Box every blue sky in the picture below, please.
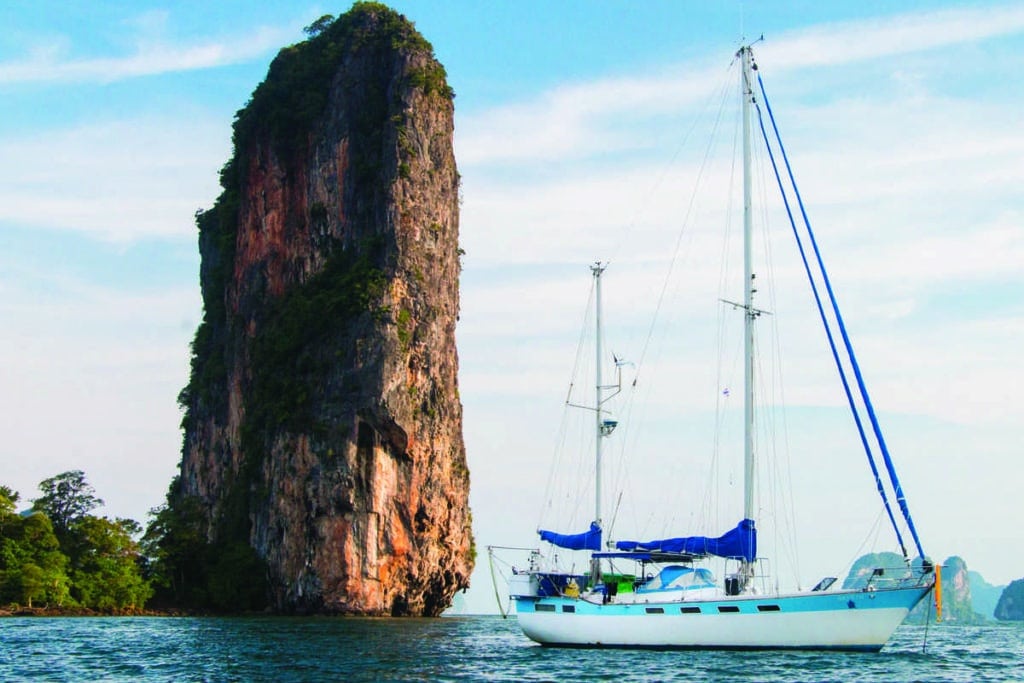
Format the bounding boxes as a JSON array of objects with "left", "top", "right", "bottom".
[{"left": 2, "top": 1, "right": 1022, "bottom": 614}]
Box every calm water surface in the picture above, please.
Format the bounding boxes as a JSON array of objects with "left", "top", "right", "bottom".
[{"left": 1, "top": 615, "right": 1022, "bottom": 682}]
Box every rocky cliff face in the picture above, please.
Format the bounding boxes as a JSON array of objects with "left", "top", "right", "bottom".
[{"left": 176, "top": 4, "right": 472, "bottom": 615}]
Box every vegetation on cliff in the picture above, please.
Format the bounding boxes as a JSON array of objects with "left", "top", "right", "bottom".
[
  {"left": 143, "top": 481, "right": 267, "bottom": 611},
  {"left": 234, "top": 2, "right": 450, "bottom": 167},
  {"left": 244, "top": 240, "right": 386, "bottom": 438},
  {"left": 1, "top": 473, "right": 151, "bottom": 612}
]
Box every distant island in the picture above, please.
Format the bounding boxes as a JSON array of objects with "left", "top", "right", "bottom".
[
  {"left": 840, "top": 551, "right": 1020, "bottom": 624},
  {"left": 994, "top": 579, "right": 1024, "bottom": 620}
]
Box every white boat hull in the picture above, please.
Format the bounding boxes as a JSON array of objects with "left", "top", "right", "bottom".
[{"left": 514, "top": 585, "right": 931, "bottom": 651}]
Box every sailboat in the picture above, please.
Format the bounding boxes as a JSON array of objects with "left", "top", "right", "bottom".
[{"left": 499, "top": 45, "right": 936, "bottom": 651}]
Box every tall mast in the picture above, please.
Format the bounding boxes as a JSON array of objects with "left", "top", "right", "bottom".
[
  {"left": 592, "top": 261, "right": 606, "bottom": 528},
  {"left": 590, "top": 262, "right": 607, "bottom": 586},
  {"left": 740, "top": 47, "right": 756, "bottom": 543}
]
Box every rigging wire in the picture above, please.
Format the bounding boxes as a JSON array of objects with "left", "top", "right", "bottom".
[
  {"left": 486, "top": 547, "right": 511, "bottom": 618},
  {"left": 750, "top": 109, "right": 803, "bottom": 586},
  {"left": 703, "top": 59, "right": 744, "bottom": 538},
  {"left": 537, "top": 275, "right": 598, "bottom": 534},
  {"left": 606, "top": 59, "right": 738, "bottom": 270},
  {"left": 631, "top": 71, "right": 736, "bottom": 378},
  {"left": 675, "top": 86, "right": 739, "bottom": 537},
  {"left": 603, "top": 61, "right": 738, "bottom": 542},
  {"left": 841, "top": 505, "right": 888, "bottom": 580},
  {"left": 753, "top": 72, "right": 915, "bottom": 559}
]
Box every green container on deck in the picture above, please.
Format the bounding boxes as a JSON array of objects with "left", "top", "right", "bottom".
[{"left": 602, "top": 573, "right": 636, "bottom": 594}]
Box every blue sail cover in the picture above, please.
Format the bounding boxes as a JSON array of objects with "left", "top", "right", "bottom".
[
  {"left": 615, "top": 519, "right": 756, "bottom": 563},
  {"left": 539, "top": 522, "right": 602, "bottom": 551}
]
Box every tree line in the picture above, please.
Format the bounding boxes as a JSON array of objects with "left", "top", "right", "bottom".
[
  {"left": 1, "top": 470, "right": 267, "bottom": 613},
  {"left": 1, "top": 471, "right": 150, "bottom": 611}
]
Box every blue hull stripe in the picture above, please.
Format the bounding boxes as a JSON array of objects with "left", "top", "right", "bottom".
[{"left": 515, "top": 586, "right": 929, "bottom": 617}]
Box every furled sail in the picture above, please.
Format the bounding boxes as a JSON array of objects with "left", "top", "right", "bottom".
[
  {"left": 615, "top": 518, "right": 756, "bottom": 563},
  {"left": 538, "top": 522, "right": 602, "bottom": 551}
]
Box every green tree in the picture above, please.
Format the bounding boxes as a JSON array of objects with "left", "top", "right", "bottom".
[
  {"left": 207, "top": 542, "right": 268, "bottom": 611},
  {"left": 66, "top": 516, "right": 152, "bottom": 611},
  {"left": 16, "top": 562, "right": 45, "bottom": 607},
  {"left": 143, "top": 492, "right": 268, "bottom": 611},
  {"left": 31, "top": 470, "right": 103, "bottom": 537},
  {"left": 0, "top": 509, "right": 71, "bottom": 608},
  {"left": 143, "top": 496, "right": 213, "bottom": 608},
  {"left": 303, "top": 14, "right": 335, "bottom": 37},
  {"left": 0, "top": 485, "right": 18, "bottom": 515},
  {"left": 0, "top": 485, "right": 19, "bottom": 540}
]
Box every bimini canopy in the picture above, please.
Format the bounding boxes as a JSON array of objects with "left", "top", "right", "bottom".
[
  {"left": 615, "top": 518, "right": 756, "bottom": 563},
  {"left": 539, "top": 522, "right": 602, "bottom": 551}
]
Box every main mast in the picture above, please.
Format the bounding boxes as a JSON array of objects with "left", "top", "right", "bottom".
[
  {"left": 591, "top": 261, "right": 607, "bottom": 585},
  {"left": 740, "top": 45, "right": 757, "bottom": 583},
  {"left": 593, "top": 261, "right": 606, "bottom": 530}
]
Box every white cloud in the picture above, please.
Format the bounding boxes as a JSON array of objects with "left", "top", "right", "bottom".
[
  {"left": 456, "top": 66, "right": 722, "bottom": 165},
  {"left": 457, "top": 3, "right": 1024, "bottom": 168},
  {"left": 0, "top": 23, "right": 298, "bottom": 85},
  {"left": 759, "top": 4, "right": 1024, "bottom": 70},
  {"left": 0, "top": 116, "right": 229, "bottom": 241}
]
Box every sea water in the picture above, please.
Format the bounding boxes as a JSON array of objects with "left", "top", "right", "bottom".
[{"left": 1, "top": 615, "right": 1021, "bottom": 682}]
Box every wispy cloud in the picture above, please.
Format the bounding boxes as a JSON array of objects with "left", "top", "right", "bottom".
[
  {"left": 0, "top": 116, "right": 229, "bottom": 241},
  {"left": 760, "top": 3, "right": 1024, "bottom": 70},
  {"left": 0, "top": 24, "right": 298, "bottom": 85},
  {"left": 458, "top": 3, "right": 1024, "bottom": 167}
]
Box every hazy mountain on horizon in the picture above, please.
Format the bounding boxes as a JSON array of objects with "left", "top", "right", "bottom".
[{"left": 969, "top": 570, "right": 1006, "bottom": 621}]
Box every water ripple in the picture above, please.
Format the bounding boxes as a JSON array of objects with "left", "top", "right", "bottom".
[{"left": 1, "top": 616, "right": 1022, "bottom": 682}]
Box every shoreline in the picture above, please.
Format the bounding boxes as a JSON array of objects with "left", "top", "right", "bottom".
[{"left": 0, "top": 606, "right": 200, "bottom": 618}]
